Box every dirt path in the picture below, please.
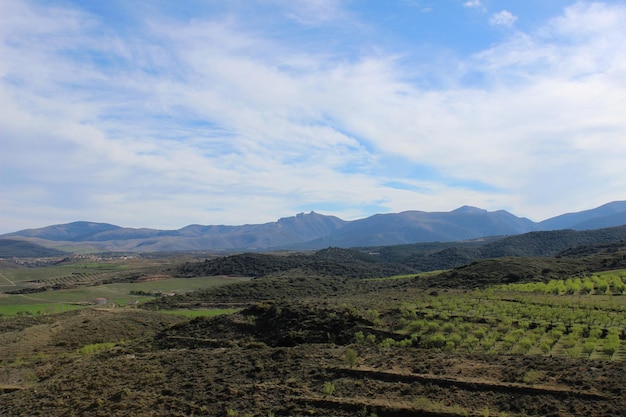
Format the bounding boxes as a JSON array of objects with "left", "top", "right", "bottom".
[
  {"left": 0, "top": 272, "right": 16, "bottom": 287},
  {"left": 332, "top": 366, "right": 610, "bottom": 400},
  {"left": 15, "top": 294, "right": 71, "bottom": 304}
]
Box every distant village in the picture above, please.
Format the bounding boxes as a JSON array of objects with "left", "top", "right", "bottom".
[{"left": 7, "top": 253, "right": 137, "bottom": 267}]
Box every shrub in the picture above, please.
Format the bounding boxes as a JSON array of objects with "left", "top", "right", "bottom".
[
  {"left": 582, "top": 340, "right": 596, "bottom": 357},
  {"left": 602, "top": 337, "right": 619, "bottom": 357},
  {"left": 323, "top": 381, "right": 335, "bottom": 396},
  {"left": 379, "top": 338, "right": 395, "bottom": 348},
  {"left": 522, "top": 370, "right": 543, "bottom": 384},
  {"left": 344, "top": 347, "right": 358, "bottom": 368},
  {"left": 424, "top": 333, "right": 447, "bottom": 349},
  {"left": 77, "top": 342, "right": 116, "bottom": 355}
]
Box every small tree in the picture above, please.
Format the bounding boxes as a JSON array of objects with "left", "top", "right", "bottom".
[
  {"left": 344, "top": 347, "right": 358, "bottom": 368},
  {"left": 582, "top": 340, "right": 596, "bottom": 358},
  {"left": 602, "top": 336, "right": 619, "bottom": 358},
  {"left": 323, "top": 381, "right": 335, "bottom": 396}
]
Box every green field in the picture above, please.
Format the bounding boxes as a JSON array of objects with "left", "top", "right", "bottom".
[
  {"left": 371, "top": 271, "right": 626, "bottom": 361},
  {"left": 3, "top": 260, "right": 625, "bottom": 364},
  {"left": 0, "top": 303, "right": 87, "bottom": 317},
  {"left": 0, "top": 265, "right": 249, "bottom": 316}
]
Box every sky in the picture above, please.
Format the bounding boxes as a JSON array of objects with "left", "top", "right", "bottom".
[{"left": 2, "top": 0, "right": 626, "bottom": 233}]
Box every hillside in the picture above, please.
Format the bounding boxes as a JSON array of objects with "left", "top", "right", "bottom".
[
  {"left": 169, "top": 226, "right": 626, "bottom": 284},
  {"left": 1, "top": 231, "right": 626, "bottom": 416},
  {"left": 1, "top": 212, "right": 347, "bottom": 252},
  {"left": 3, "top": 201, "right": 626, "bottom": 252},
  {"left": 176, "top": 248, "right": 414, "bottom": 280},
  {"left": 0, "top": 239, "right": 68, "bottom": 258},
  {"left": 539, "top": 201, "right": 626, "bottom": 230},
  {"left": 139, "top": 229, "right": 626, "bottom": 312},
  {"left": 3, "top": 272, "right": 625, "bottom": 416},
  {"left": 383, "top": 225, "right": 626, "bottom": 272},
  {"left": 301, "top": 206, "right": 536, "bottom": 248}
]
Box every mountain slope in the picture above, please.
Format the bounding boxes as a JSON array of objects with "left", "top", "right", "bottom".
[
  {"left": 2, "top": 201, "right": 626, "bottom": 252},
  {"left": 301, "top": 206, "right": 537, "bottom": 248},
  {"left": 0, "top": 239, "right": 68, "bottom": 258},
  {"left": 538, "top": 201, "right": 626, "bottom": 230},
  {"left": 2, "top": 221, "right": 121, "bottom": 242},
  {"left": 3, "top": 212, "right": 348, "bottom": 252}
]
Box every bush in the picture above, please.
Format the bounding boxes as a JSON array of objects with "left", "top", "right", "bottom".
[
  {"left": 522, "top": 370, "right": 543, "bottom": 384},
  {"left": 344, "top": 348, "right": 358, "bottom": 368},
  {"left": 323, "top": 381, "right": 335, "bottom": 396},
  {"left": 77, "top": 342, "right": 116, "bottom": 355}
]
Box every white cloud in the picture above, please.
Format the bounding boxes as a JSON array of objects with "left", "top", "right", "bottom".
[
  {"left": 490, "top": 10, "right": 518, "bottom": 27},
  {"left": 280, "top": 0, "right": 346, "bottom": 25},
  {"left": 464, "top": 0, "right": 484, "bottom": 9},
  {"left": 2, "top": 1, "right": 626, "bottom": 231}
]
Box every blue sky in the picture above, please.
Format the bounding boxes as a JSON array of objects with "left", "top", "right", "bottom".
[{"left": 2, "top": 0, "right": 626, "bottom": 233}]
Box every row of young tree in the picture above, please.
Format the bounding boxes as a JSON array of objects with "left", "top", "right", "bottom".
[
  {"left": 363, "top": 286, "right": 625, "bottom": 360},
  {"left": 500, "top": 273, "right": 626, "bottom": 295}
]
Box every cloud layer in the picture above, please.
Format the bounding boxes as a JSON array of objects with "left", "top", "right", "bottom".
[{"left": 1, "top": 1, "right": 626, "bottom": 232}]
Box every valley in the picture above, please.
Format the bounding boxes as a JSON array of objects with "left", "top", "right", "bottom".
[{"left": 1, "top": 228, "right": 625, "bottom": 416}]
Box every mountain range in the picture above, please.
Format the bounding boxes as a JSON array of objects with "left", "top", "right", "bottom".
[{"left": 2, "top": 201, "right": 626, "bottom": 254}]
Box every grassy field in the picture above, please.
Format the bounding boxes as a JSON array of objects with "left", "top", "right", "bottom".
[
  {"left": 0, "top": 275, "right": 248, "bottom": 316},
  {"left": 3, "top": 260, "right": 625, "bottom": 362},
  {"left": 0, "top": 257, "right": 249, "bottom": 316},
  {"left": 0, "top": 256, "right": 182, "bottom": 287},
  {"left": 0, "top": 303, "right": 87, "bottom": 316}
]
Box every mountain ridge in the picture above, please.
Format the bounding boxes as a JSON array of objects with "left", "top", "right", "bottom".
[{"left": 2, "top": 202, "right": 626, "bottom": 253}]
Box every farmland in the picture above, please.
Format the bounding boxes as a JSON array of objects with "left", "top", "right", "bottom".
[
  {"left": 0, "top": 246, "right": 625, "bottom": 416},
  {"left": 0, "top": 256, "right": 249, "bottom": 316}
]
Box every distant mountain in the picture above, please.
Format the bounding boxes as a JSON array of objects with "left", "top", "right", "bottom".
[
  {"left": 2, "top": 201, "right": 626, "bottom": 253},
  {"left": 299, "top": 206, "right": 536, "bottom": 248},
  {"left": 2, "top": 212, "right": 347, "bottom": 252},
  {"left": 0, "top": 239, "right": 68, "bottom": 258},
  {"left": 6, "top": 221, "right": 121, "bottom": 241},
  {"left": 538, "top": 201, "right": 626, "bottom": 230}
]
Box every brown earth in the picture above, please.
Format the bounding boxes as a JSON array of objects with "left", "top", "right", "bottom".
[
  {"left": 0, "top": 309, "right": 186, "bottom": 390},
  {"left": 0, "top": 302, "right": 624, "bottom": 417}
]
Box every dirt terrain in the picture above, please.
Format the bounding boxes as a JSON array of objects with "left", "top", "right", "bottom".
[
  {"left": 2, "top": 246, "right": 626, "bottom": 416},
  {"left": 0, "top": 300, "right": 624, "bottom": 416}
]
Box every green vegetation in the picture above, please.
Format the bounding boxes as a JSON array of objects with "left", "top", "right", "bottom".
[
  {"left": 343, "top": 347, "right": 358, "bottom": 368},
  {"left": 0, "top": 270, "right": 248, "bottom": 317},
  {"left": 375, "top": 284, "right": 625, "bottom": 361},
  {"left": 322, "top": 381, "right": 336, "bottom": 396},
  {"left": 498, "top": 270, "right": 626, "bottom": 296},
  {"left": 176, "top": 248, "right": 414, "bottom": 279},
  {"left": 2, "top": 233, "right": 626, "bottom": 416},
  {"left": 413, "top": 396, "right": 470, "bottom": 415},
  {"left": 77, "top": 342, "right": 117, "bottom": 355}
]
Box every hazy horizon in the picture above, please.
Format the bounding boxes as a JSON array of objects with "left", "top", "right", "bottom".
[{"left": 4, "top": 200, "right": 626, "bottom": 235}]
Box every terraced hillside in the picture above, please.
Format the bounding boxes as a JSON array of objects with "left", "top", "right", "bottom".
[
  {"left": 1, "top": 298, "right": 624, "bottom": 416},
  {"left": 1, "top": 241, "right": 625, "bottom": 416}
]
